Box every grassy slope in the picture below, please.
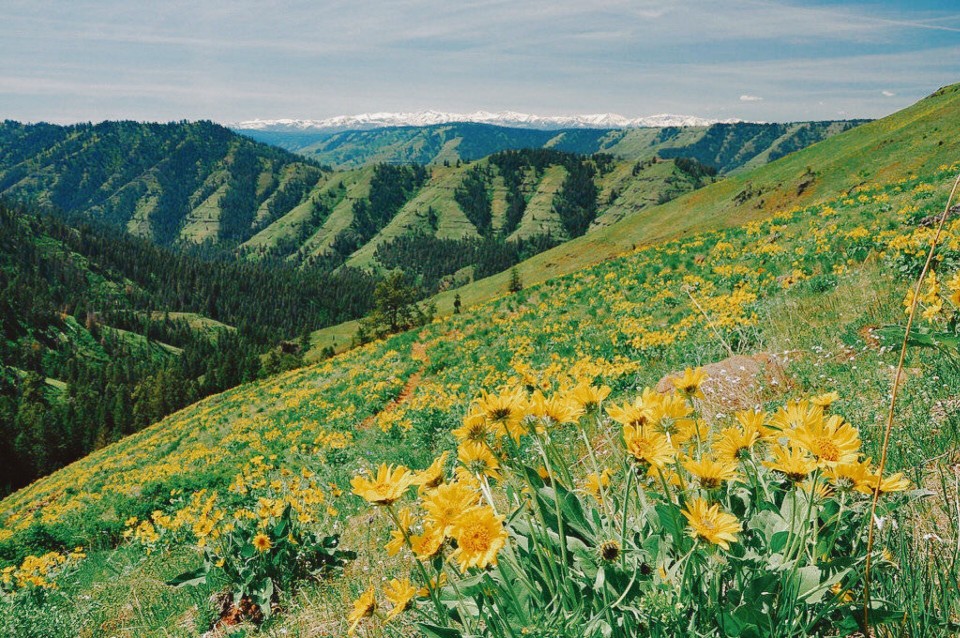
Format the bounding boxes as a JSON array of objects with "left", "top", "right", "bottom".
[
  {"left": 3, "top": 157, "right": 958, "bottom": 636},
  {"left": 591, "top": 158, "right": 707, "bottom": 229},
  {"left": 179, "top": 182, "right": 227, "bottom": 243},
  {"left": 344, "top": 164, "right": 479, "bottom": 268},
  {"left": 2, "top": 85, "right": 959, "bottom": 636},
  {"left": 257, "top": 155, "right": 705, "bottom": 272},
  {"left": 508, "top": 164, "right": 568, "bottom": 241},
  {"left": 146, "top": 312, "right": 235, "bottom": 335},
  {"left": 239, "top": 171, "right": 339, "bottom": 254},
  {"left": 300, "top": 166, "right": 376, "bottom": 257},
  {"left": 309, "top": 84, "right": 960, "bottom": 357}
]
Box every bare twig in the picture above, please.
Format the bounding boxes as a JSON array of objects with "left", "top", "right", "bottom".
[{"left": 682, "top": 285, "right": 736, "bottom": 357}]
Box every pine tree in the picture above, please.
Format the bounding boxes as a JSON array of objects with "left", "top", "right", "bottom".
[{"left": 508, "top": 267, "right": 523, "bottom": 293}]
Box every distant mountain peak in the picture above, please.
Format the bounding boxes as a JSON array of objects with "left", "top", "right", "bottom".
[{"left": 232, "top": 110, "right": 744, "bottom": 132}]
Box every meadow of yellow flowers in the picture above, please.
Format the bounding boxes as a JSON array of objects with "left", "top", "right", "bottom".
[{"left": 1, "top": 162, "right": 959, "bottom": 636}]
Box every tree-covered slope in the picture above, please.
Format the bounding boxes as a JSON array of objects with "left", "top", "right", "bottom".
[
  {"left": 0, "top": 120, "right": 327, "bottom": 246},
  {"left": 0, "top": 202, "right": 384, "bottom": 493},
  {"left": 238, "top": 120, "right": 865, "bottom": 171}
]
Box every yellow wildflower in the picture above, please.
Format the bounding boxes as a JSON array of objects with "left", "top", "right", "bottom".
[
  {"left": 622, "top": 425, "right": 675, "bottom": 470},
  {"left": 475, "top": 387, "right": 528, "bottom": 441},
  {"left": 410, "top": 524, "right": 446, "bottom": 561},
  {"left": 583, "top": 468, "right": 613, "bottom": 502},
  {"left": 681, "top": 498, "right": 740, "bottom": 550},
  {"left": 414, "top": 452, "right": 448, "bottom": 490},
  {"left": 423, "top": 481, "right": 481, "bottom": 535},
  {"left": 672, "top": 367, "right": 707, "bottom": 400},
  {"left": 347, "top": 587, "right": 376, "bottom": 635},
  {"left": 458, "top": 441, "right": 502, "bottom": 481},
  {"left": 682, "top": 456, "right": 739, "bottom": 489},
  {"left": 790, "top": 414, "right": 861, "bottom": 467},
  {"left": 384, "top": 577, "right": 417, "bottom": 621},
  {"left": 527, "top": 390, "right": 583, "bottom": 426},
  {"left": 252, "top": 533, "right": 272, "bottom": 553},
  {"left": 810, "top": 392, "right": 840, "bottom": 409},
  {"left": 385, "top": 508, "right": 413, "bottom": 556},
  {"left": 648, "top": 393, "right": 696, "bottom": 444},
  {"left": 568, "top": 383, "right": 612, "bottom": 414},
  {"left": 351, "top": 463, "right": 415, "bottom": 506},
  {"left": 449, "top": 506, "right": 508, "bottom": 571},
  {"left": 714, "top": 425, "right": 759, "bottom": 463},
  {"left": 452, "top": 412, "right": 493, "bottom": 445},
  {"left": 764, "top": 445, "right": 817, "bottom": 483}
]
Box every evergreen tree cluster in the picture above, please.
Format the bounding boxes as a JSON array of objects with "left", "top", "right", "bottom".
[
  {"left": 0, "top": 202, "right": 377, "bottom": 493},
  {"left": 553, "top": 159, "right": 599, "bottom": 238},
  {"left": 453, "top": 165, "right": 494, "bottom": 235},
  {"left": 35, "top": 210, "right": 377, "bottom": 344},
  {"left": 373, "top": 233, "right": 558, "bottom": 293},
  {"left": 0, "top": 120, "right": 323, "bottom": 247},
  {"left": 331, "top": 164, "right": 428, "bottom": 258},
  {"left": 356, "top": 272, "right": 433, "bottom": 343}
]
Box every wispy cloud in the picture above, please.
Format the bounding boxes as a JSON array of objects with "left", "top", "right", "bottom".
[{"left": 1, "top": 0, "right": 958, "bottom": 122}]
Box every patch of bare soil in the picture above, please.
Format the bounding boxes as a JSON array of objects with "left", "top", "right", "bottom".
[{"left": 656, "top": 352, "right": 791, "bottom": 416}]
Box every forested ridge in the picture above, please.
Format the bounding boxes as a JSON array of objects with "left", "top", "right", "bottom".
[
  {"left": 0, "top": 119, "right": 324, "bottom": 247},
  {"left": 241, "top": 119, "right": 868, "bottom": 170},
  {"left": 0, "top": 202, "right": 377, "bottom": 493}
]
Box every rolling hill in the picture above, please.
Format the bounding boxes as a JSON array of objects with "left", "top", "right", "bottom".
[
  {"left": 0, "top": 120, "right": 774, "bottom": 287},
  {"left": 236, "top": 120, "right": 865, "bottom": 171},
  {"left": 0, "top": 120, "right": 327, "bottom": 246},
  {"left": 0, "top": 118, "right": 864, "bottom": 296},
  {"left": 0, "top": 84, "right": 957, "bottom": 637},
  {"left": 0, "top": 201, "right": 382, "bottom": 494},
  {"left": 308, "top": 83, "right": 960, "bottom": 356}
]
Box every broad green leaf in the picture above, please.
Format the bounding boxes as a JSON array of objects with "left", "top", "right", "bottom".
[
  {"left": 165, "top": 564, "right": 209, "bottom": 588},
  {"left": 797, "top": 565, "right": 850, "bottom": 604},
  {"left": 251, "top": 578, "right": 275, "bottom": 618}
]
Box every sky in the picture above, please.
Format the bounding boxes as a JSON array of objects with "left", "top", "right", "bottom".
[{"left": 2, "top": 0, "right": 960, "bottom": 124}]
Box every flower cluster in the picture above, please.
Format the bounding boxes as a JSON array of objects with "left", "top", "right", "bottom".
[
  {"left": 350, "top": 370, "right": 913, "bottom": 636},
  {"left": 0, "top": 548, "right": 85, "bottom": 595}
]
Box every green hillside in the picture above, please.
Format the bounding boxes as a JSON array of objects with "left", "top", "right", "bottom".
[
  {"left": 239, "top": 120, "right": 865, "bottom": 171},
  {"left": 0, "top": 86, "right": 957, "bottom": 636},
  {"left": 0, "top": 203, "right": 381, "bottom": 494},
  {"left": 239, "top": 151, "right": 714, "bottom": 287},
  {"left": 1, "top": 119, "right": 860, "bottom": 307},
  {"left": 0, "top": 121, "right": 327, "bottom": 247},
  {"left": 308, "top": 83, "right": 960, "bottom": 356}
]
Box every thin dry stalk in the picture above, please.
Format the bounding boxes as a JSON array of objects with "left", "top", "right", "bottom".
[
  {"left": 682, "top": 285, "right": 735, "bottom": 357},
  {"left": 863, "top": 172, "right": 960, "bottom": 629}
]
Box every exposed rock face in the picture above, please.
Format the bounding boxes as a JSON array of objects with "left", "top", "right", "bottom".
[{"left": 656, "top": 353, "right": 789, "bottom": 415}]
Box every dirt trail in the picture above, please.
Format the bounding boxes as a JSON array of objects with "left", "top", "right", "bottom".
[{"left": 359, "top": 343, "right": 428, "bottom": 430}]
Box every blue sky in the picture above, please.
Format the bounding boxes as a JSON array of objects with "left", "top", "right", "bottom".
[{"left": 2, "top": 0, "right": 959, "bottom": 124}]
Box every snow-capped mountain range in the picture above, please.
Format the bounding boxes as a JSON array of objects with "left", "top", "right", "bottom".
[{"left": 232, "top": 110, "right": 743, "bottom": 132}]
